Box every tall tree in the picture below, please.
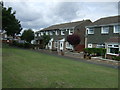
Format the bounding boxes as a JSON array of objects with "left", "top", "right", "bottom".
[
  {"left": 21, "top": 29, "right": 34, "bottom": 43},
  {"left": 2, "top": 2, "right": 22, "bottom": 37}
]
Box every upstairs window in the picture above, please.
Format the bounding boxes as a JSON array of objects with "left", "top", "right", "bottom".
[
  {"left": 69, "top": 29, "right": 74, "bottom": 35},
  {"left": 55, "top": 30, "right": 59, "bottom": 35},
  {"left": 88, "top": 28, "right": 94, "bottom": 34},
  {"left": 101, "top": 26, "right": 109, "bottom": 34},
  {"left": 114, "top": 25, "right": 120, "bottom": 33},
  {"left": 61, "top": 30, "right": 65, "bottom": 35},
  {"left": 50, "top": 31, "right": 53, "bottom": 35},
  {"left": 35, "top": 34, "right": 37, "bottom": 37},
  {"left": 46, "top": 31, "right": 48, "bottom": 35},
  {"left": 38, "top": 33, "right": 41, "bottom": 36},
  {"left": 41, "top": 32, "right": 44, "bottom": 35},
  {"left": 53, "top": 31, "right": 55, "bottom": 35}
]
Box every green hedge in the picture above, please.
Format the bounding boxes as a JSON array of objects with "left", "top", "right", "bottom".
[
  {"left": 112, "top": 56, "right": 120, "bottom": 61},
  {"left": 84, "top": 48, "right": 106, "bottom": 56}
]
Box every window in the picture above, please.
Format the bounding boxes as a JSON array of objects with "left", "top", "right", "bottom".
[
  {"left": 38, "top": 33, "right": 41, "bottom": 36},
  {"left": 69, "top": 29, "right": 74, "bottom": 35},
  {"left": 50, "top": 31, "right": 53, "bottom": 35},
  {"left": 55, "top": 30, "right": 59, "bottom": 35},
  {"left": 88, "top": 44, "right": 92, "bottom": 48},
  {"left": 35, "top": 34, "right": 37, "bottom": 37},
  {"left": 114, "top": 25, "right": 120, "bottom": 33},
  {"left": 46, "top": 31, "right": 48, "bottom": 35},
  {"left": 96, "top": 44, "right": 105, "bottom": 48},
  {"left": 109, "top": 48, "right": 119, "bottom": 54},
  {"left": 88, "top": 28, "right": 94, "bottom": 34},
  {"left": 107, "top": 44, "right": 119, "bottom": 55},
  {"left": 101, "top": 27, "right": 109, "bottom": 34},
  {"left": 41, "top": 32, "right": 43, "bottom": 35},
  {"left": 61, "top": 30, "right": 65, "bottom": 35},
  {"left": 53, "top": 31, "right": 55, "bottom": 35}
]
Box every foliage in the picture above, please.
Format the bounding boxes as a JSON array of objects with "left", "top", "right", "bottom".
[
  {"left": 11, "top": 40, "right": 33, "bottom": 49},
  {"left": 112, "top": 56, "right": 120, "bottom": 61},
  {"left": 2, "top": 2, "right": 22, "bottom": 36},
  {"left": 67, "top": 34, "right": 80, "bottom": 46},
  {"left": 41, "top": 34, "right": 51, "bottom": 48},
  {"left": 84, "top": 48, "right": 106, "bottom": 56},
  {"left": 21, "top": 29, "right": 34, "bottom": 43}
]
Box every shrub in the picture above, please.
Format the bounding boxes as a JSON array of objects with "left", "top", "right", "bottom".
[
  {"left": 84, "top": 48, "right": 106, "bottom": 57},
  {"left": 10, "top": 40, "right": 33, "bottom": 49},
  {"left": 112, "top": 56, "right": 120, "bottom": 61}
]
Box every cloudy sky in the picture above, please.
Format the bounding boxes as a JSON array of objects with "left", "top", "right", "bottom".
[{"left": 4, "top": 1, "right": 119, "bottom": 32}]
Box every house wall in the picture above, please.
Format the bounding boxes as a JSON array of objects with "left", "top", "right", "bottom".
[
  {"left": 35, "top": 20, "right": 92, "bottom": 52},
  {"left": 75, "top": 20, "right": 92, "bottom": 45},
  {"left": 86, "top": 26, "right": 119, "bottom": 47}
]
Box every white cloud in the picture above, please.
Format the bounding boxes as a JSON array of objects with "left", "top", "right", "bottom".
[{"left": 4, "top": 1, "right": 118, "bottom": 32}]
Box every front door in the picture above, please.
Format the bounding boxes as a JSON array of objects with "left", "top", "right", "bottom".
[{"left": 60, "top": 41, "right": 64, "bottom": 50}]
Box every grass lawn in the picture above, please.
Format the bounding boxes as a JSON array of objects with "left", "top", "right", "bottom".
[{"left": 2, "top": 45, "right": 118, "bottom": 88}]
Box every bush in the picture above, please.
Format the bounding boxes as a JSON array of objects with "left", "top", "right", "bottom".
[
  {"left": 84, "top": 48, "right": 106, "bottom": 57},
  {"left": 112, "top": 56, "right": 120, "bottom": 61},
  {"left": 10, "top": 40, "right": 33, "bottom": 49}
]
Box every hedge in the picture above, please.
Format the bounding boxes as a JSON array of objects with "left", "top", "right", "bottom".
[
  {"left": 112, "top": 56, "right": 120, "bottom": 61},
  {"left": 84, "top": 48, "right": 106, "bottom": 56},
  {"left": 10, "top": 40, "right": 33, "bottom": 49}
]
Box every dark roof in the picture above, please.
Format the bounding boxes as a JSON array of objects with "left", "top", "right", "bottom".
[
  {"left": 40, "top": 19, "right": 91, "bottom": 31},
  {"left": 106, "top": 37, "right": 120, "bottom": 43},
  {"left": 87, "top": 15, "right": 120, "bottom": 27}
]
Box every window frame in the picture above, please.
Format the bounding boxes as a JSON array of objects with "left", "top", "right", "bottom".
[
  {"left": 87, "top": 28, "right": 94, "bottom": 34},
  {"left": 101, "top": 26, "right": 109, "bottom": 34},
  {"left": 61, "top": 30, "right": 65, "bottom": 35},
  {"left": 113, "top": 25, "right": 120, "bottom": 33},
  {"left": 69, "top": 29, "right": 74, "bottom": 35}
]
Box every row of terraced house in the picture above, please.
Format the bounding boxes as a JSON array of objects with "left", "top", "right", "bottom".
[{"left": 34, "top": 15, "right": 120, "bottom": 58}]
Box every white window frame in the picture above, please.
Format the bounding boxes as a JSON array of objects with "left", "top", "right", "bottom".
[
  {"left": 55, "top": 30, "right": 59, "bottom": 35},
  {"left": 35, "top": 34, "right": 37, "bottom": 37},
  {"left": 88, "top": 44, "right": 92, "bottom": 48},
  {"left": 101, "top": 26, "right": 109, "bottom": 34},
  {"left": 107, "top": 43, "right": 119, "bottom": 55},
  {"left": 50, "top": 31, "right": 53, "bottom": 35},
  {"left": 61, "top": 30, "right": 65, "bottom": 35},
  {"left": 113, "top": 25, "right": 120, "bottom": 33},
  {"left": 38, "top": 33, "right": 41, "bottom": 36},
  {"left": 46, "top": 31, "right": 48, "bottom": 35},
  {"left": 41, "top": 32, "right": 43, "bottom": 36},
  {"left": 69, "top": 29, "right": 74, "bottom": 35},
  {"left": 96, "top": 44, "right": 105, "bottom": 48},
  {"left": 88, "top": 28, "right": 94, "bottom": 34}
]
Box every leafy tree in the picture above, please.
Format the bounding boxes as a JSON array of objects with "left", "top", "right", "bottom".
[
  {"left": 41, "top": 34, "right": 51, "bottom": 48},
  {"left": 67, "top": 34, "right": 81, "bottom": 49},
  {"left": 21, "top": 29, "right": 34, "bottom": 43},
  {"left": 2, "top": 2, "right": 22, "bottom": 37}
]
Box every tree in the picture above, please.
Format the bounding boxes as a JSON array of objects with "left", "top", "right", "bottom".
[
  {"left": 41, "top": 34, "right": 51, "bottom": 48},
  {"left": 21, "top": 29, "right": 34, "bottom": 43},
  {"left": 67, "top": 34, "right": 81, "bottom": 49},
  {"left": 2, "top": 2, "right": 22, "bottom": 37}
]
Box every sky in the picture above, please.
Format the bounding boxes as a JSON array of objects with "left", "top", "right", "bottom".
[{"left": 4, "top": 1, "right": 119, "bottom": 33}]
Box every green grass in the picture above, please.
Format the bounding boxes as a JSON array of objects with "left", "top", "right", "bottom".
[{"left": 2, "top": 45, "right": 118, "bottom": 88}]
